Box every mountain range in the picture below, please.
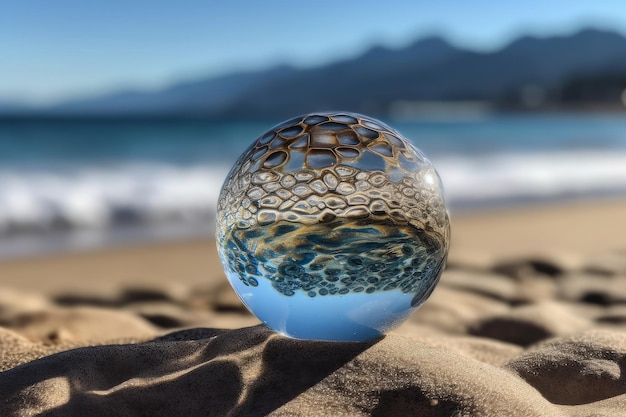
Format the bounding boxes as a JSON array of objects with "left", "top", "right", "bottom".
[{"left": 6, "top": 28, "right": 626, "bottom": 120}]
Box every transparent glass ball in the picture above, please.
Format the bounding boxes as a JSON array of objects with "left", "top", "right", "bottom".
[{"left": 216, "top": 112, "right": 450, "bottom": 341}]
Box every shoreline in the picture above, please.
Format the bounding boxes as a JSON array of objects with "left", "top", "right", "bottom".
[
  {"left": 0, "top": 197, "right": 624, "bottom": 294},
  {"left": 1, "top": 193, "right": 624, "bottom": 260}
]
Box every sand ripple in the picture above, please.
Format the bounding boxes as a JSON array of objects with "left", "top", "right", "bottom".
[{"left": 1, "top": 253, "right": 626, "bottom": 416}]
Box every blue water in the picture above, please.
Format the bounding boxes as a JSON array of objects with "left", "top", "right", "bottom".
[
  {"left": 1, "top": 114, "right": 625, "bottom": 166},
  {"left": 0, "top": 113, "right": 625, "bottom": 257},
  {"left": 0, "top": 118, "right": 263, "bottom": 167}
]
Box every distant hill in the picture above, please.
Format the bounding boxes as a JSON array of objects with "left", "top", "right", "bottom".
[{"left": 8, "top": 28, "right": 626, "bottom": 119}]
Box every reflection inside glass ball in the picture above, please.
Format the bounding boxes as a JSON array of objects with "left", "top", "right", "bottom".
[{"left": 216, "top": 112, "right": 450, "bottom": 341}]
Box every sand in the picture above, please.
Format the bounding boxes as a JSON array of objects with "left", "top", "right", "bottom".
[{"left": 0, "top": 198, "right": 625, "bottom": 416}]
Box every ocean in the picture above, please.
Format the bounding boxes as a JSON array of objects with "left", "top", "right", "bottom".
[{"left": 1, "top": 113, "right": 625, "bottom": 258}]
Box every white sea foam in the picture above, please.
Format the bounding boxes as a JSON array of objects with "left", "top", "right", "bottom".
[
  {"left": 0, "top": 163, "right": 229, "bottom": 234},
  {"left": 433, "top": 149, "right": 626, "bottom": 205},
  {"left": 0, "top": 150, "right": 624, "bottom": 256}
]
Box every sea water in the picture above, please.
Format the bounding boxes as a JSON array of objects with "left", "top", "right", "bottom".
[{"left": 1, "top": 114, "right": 626, "bottom": 258}]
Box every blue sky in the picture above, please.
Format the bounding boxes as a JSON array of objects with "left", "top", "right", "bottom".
[{"left": 2, "top": 0, "right": 626, "bottom": 104}]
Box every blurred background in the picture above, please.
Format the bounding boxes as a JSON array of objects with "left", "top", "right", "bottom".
[{"left": 1, "top": 0, "right": 626, "bottom": 259}]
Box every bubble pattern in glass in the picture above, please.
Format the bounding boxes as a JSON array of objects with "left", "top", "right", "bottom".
[{"left": 216, "top": 112, "right": 450, "bottom": 341}]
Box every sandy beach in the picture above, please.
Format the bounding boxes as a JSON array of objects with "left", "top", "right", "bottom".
[{"left": 1, "top": 198, "right": 625, "bottom": 416}]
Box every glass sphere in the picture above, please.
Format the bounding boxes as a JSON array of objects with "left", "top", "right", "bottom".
[{"left": 216, "top": 112, "right": 450, "bottom": 341}]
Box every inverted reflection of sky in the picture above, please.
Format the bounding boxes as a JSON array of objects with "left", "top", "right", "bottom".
[
  {"left": 2, "top": 1, "right": 626, "bottom": 103},
  {"left": 226, "top": 268, "right": 416, "bottom": 342}
]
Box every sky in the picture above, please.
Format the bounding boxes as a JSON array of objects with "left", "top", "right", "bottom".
[{"left": 2, "top": 0, "right": 626, "bottom": 105}]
